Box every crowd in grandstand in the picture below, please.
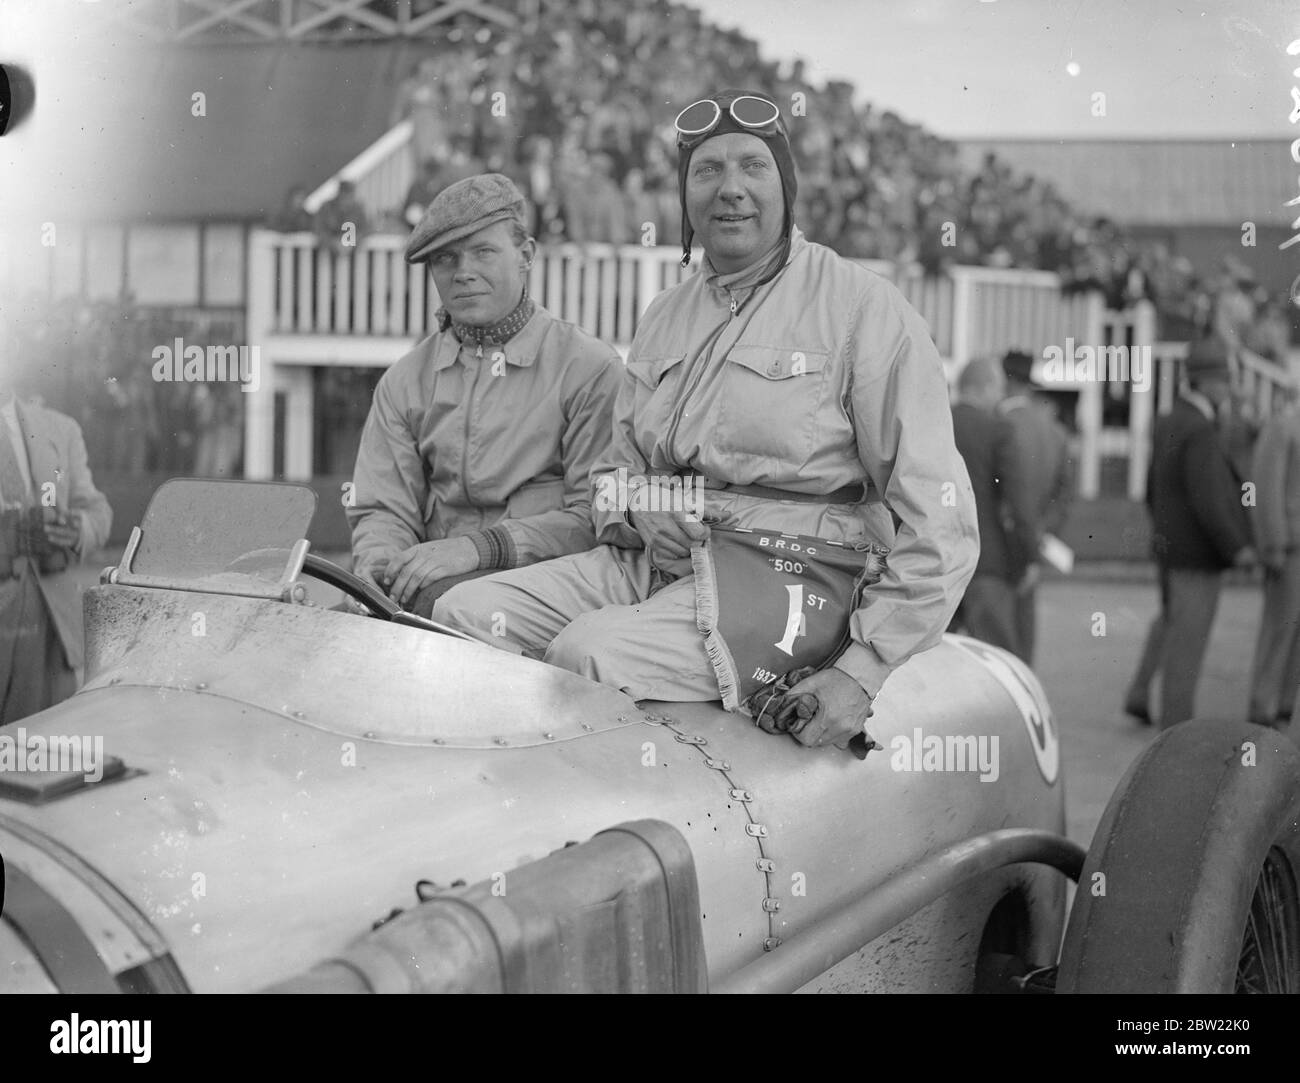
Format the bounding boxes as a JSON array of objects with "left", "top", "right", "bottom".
[{"left": 268, "top": 0, "right": 1294, "bottom": 349}]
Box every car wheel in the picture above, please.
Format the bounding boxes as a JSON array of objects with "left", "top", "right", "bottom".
[{"left": 1057, "top": 719, "right": 1300, "bottom": 993}]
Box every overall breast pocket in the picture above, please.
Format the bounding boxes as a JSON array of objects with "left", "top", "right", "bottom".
[
  {"left": 714, "top": 346, "right": 831, "bottom": 464},
  {"left": 626, "top": 354, "right": 686, "bottom": 455},
  {"left": 625, "top": 354, "right": 686, "bottom": 391}
]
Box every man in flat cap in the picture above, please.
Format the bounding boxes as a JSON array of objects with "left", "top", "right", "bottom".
[
  {"left": 997, "top": 349, "right": 1073, "bottom": 664},
  {"left": 346, "top": 173, "right": 622, "bottom": 615},
  {"left": 436, "top": 90, "right": 978, "bottom": 751},
  {"left": 1124, "top": 338, "right": 1255, "bottom": 729}
]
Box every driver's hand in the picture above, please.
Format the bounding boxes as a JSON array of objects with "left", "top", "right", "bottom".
[
  {"left": 384, "top": 536, "right": 479, "bottom": 608},
  {"left": 629, "top": 505, "right": 709, "bottom": 581},
  {"left": 784, "top": 669, "right": 875, "bottom": 751}
]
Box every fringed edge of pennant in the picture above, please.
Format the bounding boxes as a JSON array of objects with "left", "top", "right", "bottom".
[{"left": 691, "top": 538, "right": 743, "bottom": 713}]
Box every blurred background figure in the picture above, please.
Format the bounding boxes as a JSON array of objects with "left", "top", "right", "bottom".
[
  {"left": 434, "top": 132, "right": 485, "bottom": 192},
  {"left": 1124, "top": 340, "right": 1256, "bottom": 730},
  {"left": 391, "top": 58, "right": 450, "bottom": 166},
  {"left": 1246, "top": 384, "right": 1300, "bottom": 728},
  {"left": 270, "top": 184, "right": 313, "bottom": 232},
  {"left": 1, "top": 366, "right": 113, "bottom": 725},
  {"left": 1245, "top": 292, "right": 1292, "bottom": 365},
  {"left": 997, "top": 350, "right": 1073, "bottom": 665},
  {"left": 1213, "top": 258, "right": 1256, "bottom": 356},
  {"left": 314, "top": 179, "right": 369, "bottom": 253},
  {"left": 403, "top": 157, "right": 444, "bottom": 228},
  {"left": 949, "top": 357, "right": 1037, "bottom": 659}
]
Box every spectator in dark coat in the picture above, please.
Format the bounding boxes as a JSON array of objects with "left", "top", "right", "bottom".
[
  {"left": 950, "top": 357, "right": 1038, "bottom": 658},
  {"left": 402, "top": 158, "right": 443, "bottom": 228},
  {"left": 1246, "top": 386, "right": 1300, "bottom": 727},
  {"left": 315, "top": 180, "right": 369, "bottom": 253},
  {"left": 270, "top": 185, "right": 314, "bottom": 233},
  {"left": 998, "top": 350, "right": 1073, "bottom": 664},
  {"left": 1124, "top": 339, "right": 1256, "bottom": 729}
]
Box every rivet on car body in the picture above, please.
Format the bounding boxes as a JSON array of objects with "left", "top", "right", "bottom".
[
  {"left": 762, "top": 898, "right": 781, "bottom": 913},
  {"left": 292, "top": 710, "right": 305, "bottom": 720},
  {"left": 493, "top": 737, "right": 508, "bottom": 746},
  {"left": 763, "top": 937, "right": 782, "bottom": 952},
  {"left": 581, "top": 723, "right": 593, "bottom": 732},
  {"left": 543, "top": 732, "right": 555, "bottom": 741},
  {"left": 746, "top": 823, "right": 769, "bottom": 837},
  {"left": 730, "top": 788, "right": 753, "bottom": 802},
  {"left": 705, "top": 758, "right": 730, "bottom": 770},
  {"left": 195, "top": 682, "right": 207, "bottom": 691},
  {"left": 756, "top": 858, "right": 775, "bottom": 873},
  {"left": 364, "top": 731, "right": 376, "bottom": 740}
]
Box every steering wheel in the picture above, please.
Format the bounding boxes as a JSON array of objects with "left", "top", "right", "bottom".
[{"left": 301, "top": 553, "right": 477, "bottom": 641}]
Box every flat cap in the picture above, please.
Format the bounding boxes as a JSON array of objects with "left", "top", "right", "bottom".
[
  {"left": 405, "top": 172, "right": 528, "bottom": 264},
  {"left": 1183, "top": 338, "right": 1231, "bottom": 379}
]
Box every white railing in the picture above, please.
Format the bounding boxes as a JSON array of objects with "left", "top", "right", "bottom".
[
  {"left": 949, "top": 265, "right": 1103, "bottom": 372},
  {"left": 244, "top": 230, "right": 1105, "bottom": 480},
  {"left": 1082, "top": 307, "right": 1296, "bottom": 501},
  {"left": 305, "top": 119, "right": 415, "bottom": 225}
]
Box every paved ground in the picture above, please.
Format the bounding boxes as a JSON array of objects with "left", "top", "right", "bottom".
[
  {"left": 77, "top": 552, "right": 1283, "bottom": 851},
  {"left": 1031, "top": 575, "right": 1288, "bottom": 848}
]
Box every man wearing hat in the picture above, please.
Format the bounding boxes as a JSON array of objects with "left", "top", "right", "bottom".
[
  {"left": 346, "top": 173, "right": 622, "bottom": 615},
  {"left": 435, "top": 91, "right": 978, "bottom": 751},
  {"left": 1, "top": 368, "right": 113, "bottom": 724},
  {"left": 1124, "top": 338, "right": 1256, "bottom": 729},
  {"left": 997, "top": 349, "right": 1073, "bottom": 664}
]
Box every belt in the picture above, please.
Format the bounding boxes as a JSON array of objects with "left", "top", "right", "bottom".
[{"left": 685, "top": 475, "right": 875, "bottom": 505}]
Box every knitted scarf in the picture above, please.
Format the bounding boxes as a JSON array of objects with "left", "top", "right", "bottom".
[{"left": 438, "top": 294, "right": 536, "bottom": 352}]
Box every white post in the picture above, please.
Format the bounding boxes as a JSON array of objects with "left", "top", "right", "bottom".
[
  {"left": 244, "top": 229, "right": 277, "bottom": 480},
  {"left": 1127, "top": 301, "right": 1157, "bottom": 501},
  {"left": 948, "top": 266, "right": 972, "bottom": 372},
  {"left": 283, "top": 365, "right": 315, "bottom": 481},
  {"left": 636, "top": 248, "right": 660, "bottom": 321},
  {"left": 1077, "top": 291, "right": 1106, "bottom": 499}
]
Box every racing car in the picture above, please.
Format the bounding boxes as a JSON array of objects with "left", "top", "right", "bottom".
[{"left": 1, "top": 479, "right": 1296, "bottom": 993}]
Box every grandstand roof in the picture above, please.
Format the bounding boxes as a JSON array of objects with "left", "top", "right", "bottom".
[
  {"left": 957, "top": 139, "right": 1297, "bottom": 230},
  {"left": 101, "top": 43, "right": 411, "bottom": 222}
]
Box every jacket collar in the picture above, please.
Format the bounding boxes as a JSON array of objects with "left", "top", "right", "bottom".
[
  {"left": 430, "top": 305, "right": 549, "bottom": 372},
  {"left": 700, "top": 227, "right": 806, "bottom": 311}
]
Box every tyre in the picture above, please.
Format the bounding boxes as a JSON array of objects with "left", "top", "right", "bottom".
[{"left": 1058, "top": 719, "right": 1300, "bottom": 993}]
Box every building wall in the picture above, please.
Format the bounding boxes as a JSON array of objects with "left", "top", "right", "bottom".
[
  {"left": 24, "top": 220, "right": 248, "bottom": 307},
  {"left": 1131, "top": 223, "right": 1298, "bottom": 306}
]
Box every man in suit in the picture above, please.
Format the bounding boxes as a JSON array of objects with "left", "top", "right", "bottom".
[
  {"left": 998, "top": 350, "right": 1073, "bottom": 664},
  {"left": 1246, "top": 385, "right": 1300, "bottom": 727},
  {"left": 1124, "top": 339, "right": 1255, "bottom": 730},
  {"left": 950, "top": 357, "right": 1038, "bottom": 658},
  {"left": 0, "top": 379, "right": 113, "bottom": 725}
]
